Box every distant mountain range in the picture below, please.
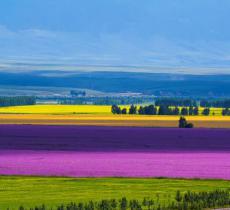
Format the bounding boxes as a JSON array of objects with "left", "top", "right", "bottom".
[{"left": 1, "top": 70, "right": 230, "bottom": 97}]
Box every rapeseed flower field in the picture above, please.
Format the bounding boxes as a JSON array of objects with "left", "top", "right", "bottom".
[
  {"left": 0, "top": 104, "right": 224, "bottom": 115},
  {"left": 0, "top": 105, "right": 114, "bottom": 114},
  {"left": 0, "top": 105, "right": 229, "bottom": 128}
]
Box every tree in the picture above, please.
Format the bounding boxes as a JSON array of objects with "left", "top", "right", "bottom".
[
  {"left": 179, "top": 117, "right": 187, "bottom": 128},
  {"left": 148, "top": 105, "right": 156, "bottom": 115},
  {"left": 111, "top": 199, "right": 117, "bottom": 210},
  {"left": 181, "top": 107, "right": 188, "bottom": 116},
  {"left": 138, "top": 106, "right": 144, "bottom": 115},
  {"left": 193, "top": 107, "right": 199, "bottom": 115},
  {"left": 172, "top": 107, "right": 180, "bottom": 115},
  {"left": 202, "top": 108, "right": 210, "bottom": 116},
  {"left": 78, "top": 203, "right": 84, "bottom": 210},
  {"left": 121, "top": 108, "right": 127, "bottom": 114},
  {"left": 185, "top": 123, "right": 194, "bottom": 128},
  {"left": 189, "top": 106, "right": 194, "bottom": 115},
  {"left": 222, "top": 108, "right": 230, "bottom": 116},
  {"left": 120, "top": 197, "right": 128, "bottom": 210},
  {"left": 179, "top": 117, "right": 194, "bottom": 128},
  {"left": 175, "top": 191, "right": 182, "bottom": 203},
  {"left": 111, "top": 105, "right": 121, "bottom": 114},
  {"left": 87, "top": 201, "right": 95, "bottom": 210},
  {"left": 158, "top": 105, "right": 171, "bottom": 115},
  {"left": 138, "top": 105, "right": 157, "bottom": 115},
  {"left": 142, "top": 198, "right": 154, "bottom": 210},
  {"left": 111, "top": 105, "right": 117, "bottom": 114},
  {"left": 129, "top": 105, "right": 137, "bottom": 114},
  {"left": 144, "top": 105, "right": 157, "bottom": 115}
]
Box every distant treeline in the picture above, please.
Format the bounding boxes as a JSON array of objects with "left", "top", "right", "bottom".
[
  {"left": 16, "top": 189, "right": 230, "bottom": 210},
  {"left": 200, "top": 99, "right": 230, "bottom": 108},
  {"left": 60, "top": 97, "right": 230, "bottom": 108},
  {"left": 156, "top": 98, "right": 230, "bottom": 108},
  {"left": 60, "top": 97, "right": 197, "bottom": 107},
  {"left": 112, "top": 105, "right": 212, "bottom": 116},
  {"left": 155, "top": 98, "right": 197, "bottom": 107},
  {"left": 0, "top": 96, "right": 36, "bottom": 107},
  {"left": 222, "top": 108, "right": 230, "bottom": 116},
  {"left": 60, "top": 97, "right": 154, "bottom": 105}
]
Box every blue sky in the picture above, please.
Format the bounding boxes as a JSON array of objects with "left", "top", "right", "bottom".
[{"left": 0, "top": 0, "right": 230, "bottom": 73}]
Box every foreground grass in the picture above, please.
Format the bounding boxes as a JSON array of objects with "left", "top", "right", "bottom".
[{"left": 0, "top": 176, "right": 230, "bottom": 209}]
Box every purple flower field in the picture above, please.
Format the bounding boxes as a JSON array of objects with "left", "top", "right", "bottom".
[
  {"left": 0, "top": 125, "right": 230, "bottom": 179},
  {"left": 1, "top": 125, "right": 230, "bottom": 152},
  {"left": 1, "top": 150, "right": 230, "bottom": 179}
]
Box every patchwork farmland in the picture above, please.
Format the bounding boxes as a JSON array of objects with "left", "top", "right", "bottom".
[
  {"left": 1, "top": 125, "right": 230, "bottom": 179},
  {"left": 2, "top": 1, "right": 230, "bottom": 208},
  {"left": 0, "top": 105, "right": 230, "bottom": 128},
  {"left": 1, "top": 105, "right": 230, "bottom": 209}
]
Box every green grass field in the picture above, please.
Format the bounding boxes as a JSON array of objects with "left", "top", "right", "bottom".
[{"left": 0, "top": 176, "right": 230, "bottom": 209}]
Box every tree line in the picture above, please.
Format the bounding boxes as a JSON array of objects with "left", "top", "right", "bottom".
[
  {"left": 60, "top": 97, "right": 154, "bottom": 105},
  {"left": 222, "top": 108, "right": 230, "bottom": 116},
  {"left": 0, "top": 96, "right": 36, "bottom": 107},
  {"left": 112, "top": 105, "right": 211, "bottom": 116},
  {"left": 16, "top": 189, "right": 230, "bottom": 210},
  {"left": 155, "top": 98, "right": 197, "bottom": 107},
  {"left": 200, "top": 99, "right": 230, "bottom": 108},
  {"left": 153, "top": 98, "right": 230, "bottom": 108},
  {"left": 52, "top": 96, "right": 230, "bottom": 109}
]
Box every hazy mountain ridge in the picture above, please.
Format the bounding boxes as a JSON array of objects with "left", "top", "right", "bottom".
[{"left": 0, "top": 71, "right": 230, "bottom": 97}]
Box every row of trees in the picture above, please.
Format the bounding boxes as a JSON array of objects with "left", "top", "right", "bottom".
[
  {"left": 17, "top": 189, "right": 230, "bottom": 210},
  {"left": 112, "top": 105, "right": 211, "bottom": 116},
  {"left": 0, "top": 96, "right": 36, "bottom": 107}
]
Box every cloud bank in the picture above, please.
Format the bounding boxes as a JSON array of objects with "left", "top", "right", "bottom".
[{"left": 0, "top": 0, "right": 230, "bottom": 74}]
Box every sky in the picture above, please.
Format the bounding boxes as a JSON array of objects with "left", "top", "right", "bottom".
[{"left": 0, "top": 0, "right": 230, "bottom": 74}]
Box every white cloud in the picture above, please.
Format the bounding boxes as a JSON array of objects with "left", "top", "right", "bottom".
[
  {"left": 20, "top": 29, "right": 58, "bottom": 38},
  {"left": 0, "top": 25, "right": 230, "bottom": 73}
]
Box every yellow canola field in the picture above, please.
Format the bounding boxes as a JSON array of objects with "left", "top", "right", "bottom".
[
  {"left": 0, "top": 105, "right": 229, "bottom": 128},
  {"left": 0, "top": 104, "right": 224, "bottom": 115},
  {"left": 0, "top": 105, "right": 114, "bottom": 114}
]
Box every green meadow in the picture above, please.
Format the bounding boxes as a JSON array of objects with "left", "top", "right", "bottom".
[{"left": 0, "top": 176, "right": 230, "bottom": 209}]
